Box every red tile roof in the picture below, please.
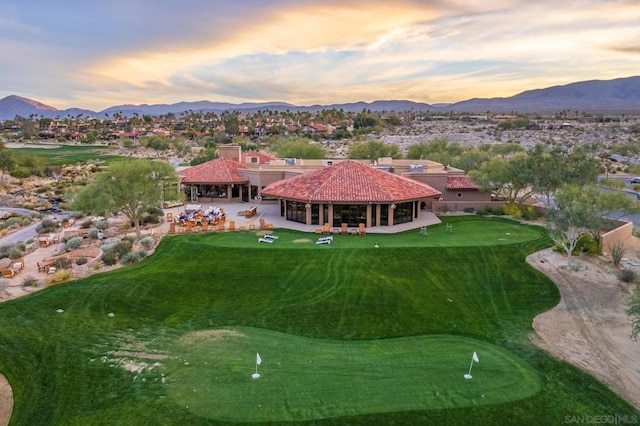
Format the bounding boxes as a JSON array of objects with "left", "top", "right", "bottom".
[
  {"left": 179, "top": 157, "right": 248, "bottom": 184},
  {"left": 261, "top": 160, "right": 440, "bottom": 203},
  {"left": 242, "top": 150, "right": 276, "bottom": 164},
  {"left": 446, "top": 176, "right": 479, "bottom": 190}
]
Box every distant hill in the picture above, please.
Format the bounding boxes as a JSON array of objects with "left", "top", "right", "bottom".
[
  {"left": 2, "top": 76, "right": 640, "bottom": 120},
  {"left": 446, "top": 76, "right": 640, "bottom": 113}
]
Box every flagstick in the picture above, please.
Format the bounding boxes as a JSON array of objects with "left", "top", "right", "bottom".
[{"left": 464, "top": 354, "right": 475, "bottom": 379}]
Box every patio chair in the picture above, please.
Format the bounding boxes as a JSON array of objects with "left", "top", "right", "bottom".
[
  {"left": 350, "top": 228, "right": 359, "bottom": 235},
  {"left": 185, "top": 221, "right": 193, "bottom": 232},
  {"left": 359, "top": 223, "right": 366, "bottom": 235},
  {"left": 201, "top": 220, "right": 209, "bottom": 231},
  {"left": 323, "top": 223, "right": 330, "bottom": 234},
  {"left": 228, "top": 221, "right": 236, "bottom": 231},
  {"left": 2, "top": 269, "right": 15, "bottom": 279},
  {"left": 37, "top": 262, "right": 47, "bottom": 273},
  {"left": 259, "top": 218, "right": 267, "bottom": 229},
  {"left": 341, "top": 223, "right": 348, "bottom": 235}
]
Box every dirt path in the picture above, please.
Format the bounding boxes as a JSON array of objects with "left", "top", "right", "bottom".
[{"left": 529, "top": 248, "right": 640, "bottom": 410}]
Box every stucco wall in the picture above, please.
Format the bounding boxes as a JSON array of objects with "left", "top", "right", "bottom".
[{"left": 600, "top": 220, "right": 634, "bottom": 252}]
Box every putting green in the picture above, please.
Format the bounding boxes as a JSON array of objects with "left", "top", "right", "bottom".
[{"left": 155, "top": 327, "right": 540, "bottom": 422}]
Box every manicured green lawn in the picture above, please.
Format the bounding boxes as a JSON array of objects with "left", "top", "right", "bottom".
[
  {"left": 0, "top": 216, "right": 636, "bottom": 425},
  {"left": 10, "top": 145, "right": 124, "bottom": 166}
]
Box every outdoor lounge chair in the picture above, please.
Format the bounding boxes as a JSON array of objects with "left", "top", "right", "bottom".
[
  {"left": 359, "top": 223, "right": 366, "bottom": 235},
  {"left": 341, "top": 223, "right": 348, "bottom": 235},
  {"left": 258, "top": 237, "right": 274, "bottom": 243},
  {"left": 1, "top": 269, "right": 15, "bottom": 279},
  {"left": 323, "top": 223, "right": 330, "bottom": 234},
  {"left": 316, "top": 236, "right": 333, "bottom": 244}
]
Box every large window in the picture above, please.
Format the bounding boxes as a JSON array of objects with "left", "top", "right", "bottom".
[
  {"left": 380, "top": 205, "right": 388, "bottom": 226},
  {"left": 286, "top": 200, "right": 306, "bottom": 223},
  {"left": 311, "top": 204, "right": 319, "bottom": 225},
  {"left": 333, "top": 205, "right": 367, "bottom": 227},
  {"left": 393, "top": 202, "right": 413, "bottom": 224}
]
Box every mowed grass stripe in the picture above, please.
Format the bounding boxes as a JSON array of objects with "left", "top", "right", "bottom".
[{"left": 160, "top": 327, "right": 540, "bottom": 422}]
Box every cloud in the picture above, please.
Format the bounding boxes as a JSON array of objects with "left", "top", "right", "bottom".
[{"left": 3, "top": 0, "right": 640, "bottom": 109}]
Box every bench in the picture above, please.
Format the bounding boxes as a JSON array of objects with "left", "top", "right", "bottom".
[
  {"left": 245, "top": 206, "right": 258, "bottom": 218},
  {"left": 258, "top": 237, "right": 274, "bottom": 243}
]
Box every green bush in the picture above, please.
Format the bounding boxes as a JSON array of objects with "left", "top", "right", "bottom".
[
  {"left": 600, "top": 179, "right": 626, "bottom": 189},
  {"left": 113, "top": 240, "right": 133, "bottom": 257},
  {"left": 35, "top": 219, "right": 58, "bottom": 234},
  {"left": 521, "top": 206, "right": 539, "bottom": 221},
  {"left": 95, "top": 220, "right": 108, "bottom": 230},
  {"left": 503, "top": 204, "right": 522, "bottom": 219},
  {"left": 463, "top": 207, "right": 475, "bottom": 213},
  {"left": 575, "top": 234, "right": 601, "bottom": 255},
  {"left": 101, "top": 251, "right": 117, "bottom": 266},
  {"left": 87, "top": 228, "right": 99, "bottom": 239},
  {"left": 76, "top": 257, "right": 88, "bottom": 266},
  {"left": 80, "top": 219, "right": 93, "bottom": 229},
  {"left": 120, "top": 251, "right": 146, "bottom": 265}
]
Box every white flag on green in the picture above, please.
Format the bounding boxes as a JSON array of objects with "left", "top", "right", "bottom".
[
  {"left": 472, "top": 352, "right": 479, "bottom": 363},
  {"left": 256, "top": 352, "right": 262, "bottom": 365}
]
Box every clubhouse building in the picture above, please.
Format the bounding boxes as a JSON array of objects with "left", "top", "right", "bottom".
[{"left": 178, "top": 146, "right": 489, "bottom": 230}]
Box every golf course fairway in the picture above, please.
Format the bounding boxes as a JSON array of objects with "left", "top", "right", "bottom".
[{"left": 156, "top": 327, "right": 540, "bottom": 421}]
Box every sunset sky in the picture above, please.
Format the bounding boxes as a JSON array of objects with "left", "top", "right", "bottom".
[{"left": 2, "top": 0, "right": 639, "bottom": 111}]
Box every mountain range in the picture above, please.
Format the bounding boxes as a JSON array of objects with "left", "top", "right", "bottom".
[{"left": 2, "top": 76, "right": 640, "bottom": 121}]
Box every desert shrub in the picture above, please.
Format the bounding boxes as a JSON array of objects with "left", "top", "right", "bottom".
[
  {"left": 53, "top": 257, "right": 72, "bottom": 270},
  {"left": 608, "top": 241, "right": 626, "bottom": 266},
  {"left": 80, "top": 219, "right": 93, "bottom": 229},
  {"left": 76, "top": 257, "right": 88, "bottom": 266},
  {"left": 139, "top": 236, "right": 155, "bottom": 250},
  {"left": 21, "top": 276, "right": 39, "bottom": 288},
  {"left": 600, "top": 179, "right": 626, "bottom": 189},
  {"left": 101, "top": 237, "right": 121, "bottom": 252},
  {"left": 101, "top": 251, "right": 117, "bottom": 266},
  {"left": 95, "top": 220, "right": 108, "bottom": 230},
  {"left": 463, "top": 207, "right": 475, "bottom": 213},
  {"left": 65, "top": 237, "right": 84, "bottom": 251},
  {"left": 503, "top": 204, "right": 522, "bottom": 219},
  {"left": 490, "top": 206, "right": 505, "bottom": 215},
  {"left": 87, "top": 228, "right": 99, "bottom": 239},
  {"left": 2, "top": 217, "right": 23, "bottom": 229},
  {"left": 7, "top": 246, "right": 24, "bottom": 260},
  {"left": 36, "top": 218, "right": 58, "bottom": 234},
  {"left": 113, "top": 240, "right": 133, "bottom": 257},
  {"left": 575, "top": 234, "right": 601, "bottom": 255},
  {"left": 120, "top": 250, "right": 146, "bottom": 265},
  {"left": 45, "top": 269, "right": 71, "bottom": 286},
  {"left": 475, "top": 207, "right": 490, "bottom": 216},
  {"left": 521, "top": 206, "right": 539, "bottom": 221},
  {"left": 618, "top": 268, "right": 637, "bottom": 283}
]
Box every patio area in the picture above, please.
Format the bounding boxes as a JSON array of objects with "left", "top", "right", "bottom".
[{"left": 164, "top": 201, "right": 441, "bottom": 234}]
